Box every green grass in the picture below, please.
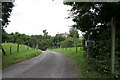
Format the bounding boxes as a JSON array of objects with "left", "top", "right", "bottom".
[
  {"left": 2, "top": 43, "right": 42, "bottom": 69},
  {"left": 48, "top": 47, "right": 110, "bottom": 78}
]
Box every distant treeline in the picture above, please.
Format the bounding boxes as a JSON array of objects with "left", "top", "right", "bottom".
[{"left": 2, "top": 29, "right": 82, "bottom": 51}]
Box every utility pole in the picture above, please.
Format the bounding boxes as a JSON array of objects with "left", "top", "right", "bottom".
[
  {"left": 111, "top": 17, "right": 116, "bottom": 78},
  {"left": 107, "top": 16, "right": 116, "bottom": 78}
]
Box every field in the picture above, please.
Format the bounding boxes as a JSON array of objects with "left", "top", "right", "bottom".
[
  {"left": 48, "top": 47, "right": 110, "bottom": 78},
  {"left": 2, "top": 43, "right": 42, "bottom": 69}
]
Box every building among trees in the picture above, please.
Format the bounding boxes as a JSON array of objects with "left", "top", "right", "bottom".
[{"left": 59, "top": 32, "right": 69, "bottom": 38}]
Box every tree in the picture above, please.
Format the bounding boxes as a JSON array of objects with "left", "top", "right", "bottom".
[
  {"left": 69, "top": 27, "right": 79, "bottom": 53},
  {"left": 64, "top": 37, "right": 74, "bottom": 52},
  {"left": 29, "top": 36, "right": 38, "bottom": 49},
  {"left": 1, "top": 2, "right": 14, "bottom": 55},
  {"left": 2, "top": 29, "right": 8, "bottom": 43},
  {"left": 38, "top": 39, "right": 54, "bottom": 51},
  {"left": 73, "top": 32, "right": 78, "bottom": 53},
  {"left": 64, "top": 2, "right": 120, "bottom": 77},
  {"left": 60, "top": 41, "right": 67, "bottom": 51},
  {"left": 69, "top": 27, "right": 79, "bottom": 38},
  {"left": 43, "top": 30, "right": 48, "bottom": 39},
  {"left": 2, "top": 2, "right": 14, "bottom": 28},
  {"left": 65, "top": 37, "right": 74, "bottom": 47},
  {"left": 77, "top": 36, "right": 83, "bottom": 47},
  {"left": 53, "top": 34, "right": 66, "bottom": 48}
]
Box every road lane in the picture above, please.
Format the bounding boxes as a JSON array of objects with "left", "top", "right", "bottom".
[{"left": 3, "top": 51, "right": 80, "bottom": 78}]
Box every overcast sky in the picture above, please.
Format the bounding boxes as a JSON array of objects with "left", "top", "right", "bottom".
[{"left": 5, "top": 0, "right": 82, "bottom": 36}]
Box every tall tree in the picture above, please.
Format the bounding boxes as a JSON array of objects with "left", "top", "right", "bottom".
[
  {"left": 69, "top": 27, "right": 79, "bottom": 38},
  {"left": 1, "top": 2, "right": 14, "bottom": 55},
  {"left": 64, "top": 2, "right": 120, "bottom": 77},
  {"left": 54, "top": 34, "right": 66, "bottom": 48}
]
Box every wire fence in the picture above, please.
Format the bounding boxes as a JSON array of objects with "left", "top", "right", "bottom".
[{"left": 2, "top": 44, "right": 34, "bottom": 56}]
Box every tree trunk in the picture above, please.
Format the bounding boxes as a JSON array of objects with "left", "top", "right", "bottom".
[
  {"left": 65, "top": 47, "right": 67, "bottom": 51},
  {"left": 70, "top": 47, "right": 71, "bottom": 52},
  {"left": 76, "top": 43, "right": 77, "bottom": 53},
  {"left": 35, "top": 44, "right": 38, "bottom": 50},
  {"left": 17, "top": 43, "right": 19, "bottom": 53},
  {"left": 111, "top": 17, "right": 116, "bottom": 78},
  {"left": 0, "top": 3, "right": 2, "bottom": 56}
]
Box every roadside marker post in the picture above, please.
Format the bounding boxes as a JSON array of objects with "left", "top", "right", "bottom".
[{"left": 85, "top": 35, "right": 95, "bottom": 58}]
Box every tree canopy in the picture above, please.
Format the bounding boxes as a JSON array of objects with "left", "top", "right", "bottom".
[{"left": 2, "top": 2, "right": 14, "bottom": 28}]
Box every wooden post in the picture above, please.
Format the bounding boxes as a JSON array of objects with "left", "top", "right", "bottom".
[
  {"left": 17, "top": 43, "right": 19, "bottom": 53},
  {"left": 2, "top": 48, "right": 7, "bottom": 56},
  {"left": 10, "top": 46, "right": 11, "bottom": 55},
  {"left": 27, "top": 42, "right": 29, "bottom": 50},
  {"left": 87, "top": 35, "right": 90, "bottom": 58},
  {"left": 27, "top": 44, "right": 29, "bottom": 50},
  {"left": 111, "top": 17, "right": 116, "bottom": 77},
  {"left": 87, "top": 47, "right": 89, "bottom": 58}
]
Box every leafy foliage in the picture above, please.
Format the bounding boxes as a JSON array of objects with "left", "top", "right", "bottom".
[
  {"left": 2, "top": 2, "right": 14, "bottom": 27},
  {"left": 64, "top": 2, "right": 120, "bottom": 78}
]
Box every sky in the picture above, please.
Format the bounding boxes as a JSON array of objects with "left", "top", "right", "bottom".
[{"left": 5, "top": 0, "right": 82, "bottom": 36}]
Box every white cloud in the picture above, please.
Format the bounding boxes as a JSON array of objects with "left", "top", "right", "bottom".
[{"left": 5, "top": 0, "right": 81, "bottom": 36}]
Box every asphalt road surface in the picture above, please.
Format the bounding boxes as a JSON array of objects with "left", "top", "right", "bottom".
[{"left": 3, "top": 51, "right": 80, "bottom": 78}]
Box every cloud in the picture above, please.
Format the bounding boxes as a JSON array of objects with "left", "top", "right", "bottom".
[{"left": 5, "top": 0, "right": 81, "bottom": 36}]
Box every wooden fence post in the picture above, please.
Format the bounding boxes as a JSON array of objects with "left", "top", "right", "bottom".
[
  {"left": 10, "top": 46, "right": 11, "bottom": 55},
  {"left": 2, "top": 47, "right": 7, "bottom": 56},
  {"left": 87, "top": 35, "right": 90, "bottom": 58},
  {"left": 17, "top": 43, "right": 19, "bottom": 53},
  {"left": 27, "top": 43, "right": 29, "bottom": 50}
]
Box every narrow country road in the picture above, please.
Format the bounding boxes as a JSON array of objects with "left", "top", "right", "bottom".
[{"left": 3, "top": 51, "right": 80, "bottom": 78}]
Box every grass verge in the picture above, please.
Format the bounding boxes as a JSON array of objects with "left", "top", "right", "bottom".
[
  {"left": 2, "top": 43, "right": 42, "bottom": 69},
  {"left": 48, "top": 47, "right": 110, "bottom": 78}
]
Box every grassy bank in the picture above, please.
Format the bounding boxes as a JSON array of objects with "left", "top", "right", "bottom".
[
  {"left": 48, "top": 47, "right": 110, "bottom": 78},
  {"left": 2, "top": 43, "right": 42, "bottom": 69}
]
